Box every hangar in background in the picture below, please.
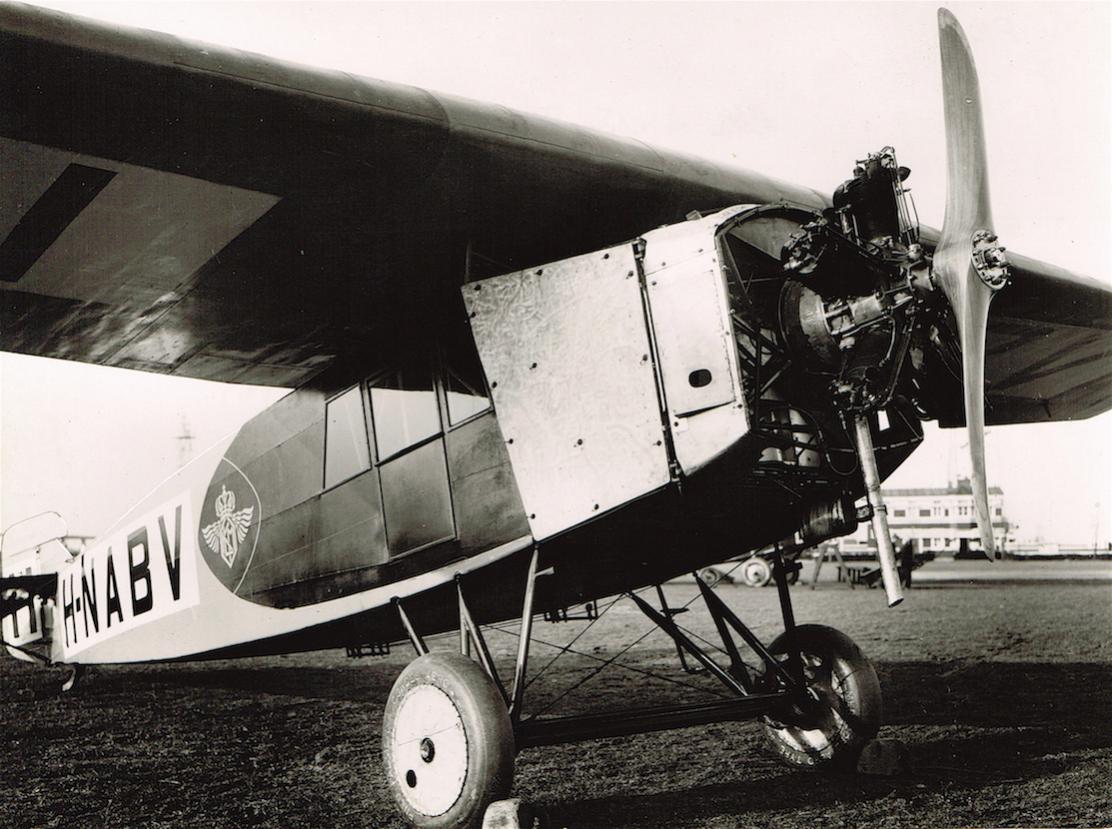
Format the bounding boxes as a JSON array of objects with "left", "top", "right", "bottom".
[{"left": 841, "top": 478, "right": 1011, "bottom": 555}]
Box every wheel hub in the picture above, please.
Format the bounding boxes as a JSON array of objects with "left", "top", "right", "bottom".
[
  {"left": 765, "top": 652, "right": 842, "bottom": 729},
  {"left": 389, "top": 685, "right": 469, "bottom": 817}
]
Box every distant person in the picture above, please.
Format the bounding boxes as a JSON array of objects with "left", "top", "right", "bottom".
[{"left": 898, "top": 538, "right": 915, "bottom": 588}]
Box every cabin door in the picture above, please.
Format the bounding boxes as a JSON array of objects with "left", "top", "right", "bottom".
[{"left": 368, "top": 367, "right": 456, "bottom": 556}]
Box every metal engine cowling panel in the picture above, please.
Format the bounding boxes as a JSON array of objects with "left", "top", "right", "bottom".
[
  {"left": 642, "top": 208, "right": 751, "bottom": 474},
  {"left": 464, "top": 244, "right": 669, "bottom": 541}
]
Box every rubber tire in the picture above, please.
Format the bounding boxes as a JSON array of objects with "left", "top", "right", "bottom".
[
  {"left": 761, "top": 624, "right": 881, "bottom": 769},
  {"left": 741, "top": 556, "right": 773, "bottom": 588},
  {"left": 383, "top": 652, "right": 514, "bottom": 829}
]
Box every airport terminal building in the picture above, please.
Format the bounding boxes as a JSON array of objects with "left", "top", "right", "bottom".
[{"left": 841, "top": 478, "right": 1010, "bottom": 556}]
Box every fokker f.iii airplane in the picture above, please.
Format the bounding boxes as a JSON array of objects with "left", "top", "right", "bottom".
[{"left": 2, "top": 5, "right": 1109, "bottom": 828}]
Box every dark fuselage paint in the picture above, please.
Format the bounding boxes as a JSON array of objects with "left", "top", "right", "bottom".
[{"left": 198, "top": 352, "right": 530, "bottom": 609}]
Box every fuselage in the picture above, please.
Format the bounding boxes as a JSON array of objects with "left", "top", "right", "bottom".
[{"left": 8, "top": 205, "right": 924, "bottom": 666}]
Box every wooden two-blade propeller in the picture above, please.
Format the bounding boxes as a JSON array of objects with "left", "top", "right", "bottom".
[{"left": 932, "top": 8, "right": 1009, "bottom": 559}]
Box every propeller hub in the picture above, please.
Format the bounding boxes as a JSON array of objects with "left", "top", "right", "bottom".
[{"left": 970, "top": 229, "right": 1009, "bottom": 291}]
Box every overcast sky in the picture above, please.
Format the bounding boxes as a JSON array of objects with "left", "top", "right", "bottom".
[{"left": 1, "top": 1, "right": 1109, "bottom": 550}]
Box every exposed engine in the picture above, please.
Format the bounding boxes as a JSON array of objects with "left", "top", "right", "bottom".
[
  {"left": 718, "top": 147, "right": 943, "bottom": 483},
  {"left": 717, "top": 144, "right": 1010, "bottom": 604},
  {"left": 778, "top": 147, "right": 933, "bottom": 413}
]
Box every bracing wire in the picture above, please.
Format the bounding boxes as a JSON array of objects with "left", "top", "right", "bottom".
[
  {"left": 517, "top": 561, "right": 752, "bottom": 721},
  {"left": 485, "top": 624, "right": 731, "bottom": 703}
]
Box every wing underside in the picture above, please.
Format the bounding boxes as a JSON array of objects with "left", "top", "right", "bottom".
[
  {"left": 1, "top": 3, "right": 1109, "bottom": 424},
  {"left": 0, "top": 3, "right": 824, "bottom": 387},
  {"left": 981, "top": 253, "right": 1112, "bottom": 424}
]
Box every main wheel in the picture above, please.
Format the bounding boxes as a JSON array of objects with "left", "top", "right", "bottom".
[
  {"left": 383, "top": 652, "right": 514, "bottom": 829},
  {"left": 741, "top": 556, "right": 773, "bottom": 587},
  {"left": 761, "top": 624, "right": 881, "bottom": 769}
]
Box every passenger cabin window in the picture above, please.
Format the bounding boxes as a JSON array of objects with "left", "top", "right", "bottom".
[
  {"left": 324, "top": 386, "right": 371, "bottom": 488},
  {"left": 444, "top": 335, "right": 491, "bottom": 425},
  {"left": 370, "top": 368, "right": 441, "bottom": 460},
  {"left": 369, "top": 361, "right": 456, "bottom": 557}
]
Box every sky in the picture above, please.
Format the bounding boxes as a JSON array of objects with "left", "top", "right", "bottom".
[{"left": 1, "top": 1, "right": 1109, "bottom": 551}]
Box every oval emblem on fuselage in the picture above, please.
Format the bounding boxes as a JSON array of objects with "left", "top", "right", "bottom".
[{"left": 198, "top": 458, "right": 262, "bottom": 595}]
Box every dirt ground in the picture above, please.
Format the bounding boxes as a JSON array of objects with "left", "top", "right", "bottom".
[{"left": 2, "top": 561, "right": 1110, "bottom": 828}]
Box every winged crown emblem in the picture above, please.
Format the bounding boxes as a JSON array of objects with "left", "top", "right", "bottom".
[{"left": 202, "top": 484, "right": 254, "bottom": 567}]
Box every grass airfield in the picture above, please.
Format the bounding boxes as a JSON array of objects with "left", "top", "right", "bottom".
[{"left": 2, "top": 560, "right": 1109, "bottom": 828}]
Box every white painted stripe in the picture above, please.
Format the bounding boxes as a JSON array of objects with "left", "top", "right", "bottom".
[{"left": 70, "top": 533, "right": 535, "bottom": 663}]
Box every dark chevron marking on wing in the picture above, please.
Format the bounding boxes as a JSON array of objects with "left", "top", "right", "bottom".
[{"left": 1, "top": 163, "right": 115, "bottom": 282}]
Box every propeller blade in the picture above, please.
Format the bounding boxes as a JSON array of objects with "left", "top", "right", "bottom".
[
  {"left": 933, "top": 8, "right": 1006, "bottom": 559},
  {"left": 936, "top": 8, "right": 992, "bottom": 251},
  {"left": 953, "top": 263, "right": 996, "bottom": 559}
]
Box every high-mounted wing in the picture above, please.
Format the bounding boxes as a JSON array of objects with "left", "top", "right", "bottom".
[
  {"left": 1, "top": 3, "right": 1109, "bottom": 426},
  {"left": 912, "top": 229, "right": 1112, "bottom": 427},
  {"left": 982, "top": 254, "right": 1112, "bottom": 424},
  {"left": 0, "top": 3, "right": 823, "bottom": 387}
]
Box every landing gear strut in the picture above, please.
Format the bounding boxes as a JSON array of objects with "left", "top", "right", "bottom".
[{"left": 382, "top": 545, "right": 882, "bottom": 829}]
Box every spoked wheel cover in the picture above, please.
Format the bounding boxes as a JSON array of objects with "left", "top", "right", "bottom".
[
  {"left": 762, "top": 625, "right": 881, "bottom": 768},
  {"left": 767, "top": 651, "right": 860, "bottom": 762},
  {"left": 389, "top": 684, "right": 470, "bottom": 816}
]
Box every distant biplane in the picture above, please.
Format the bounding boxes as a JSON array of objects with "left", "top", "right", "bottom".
[{"left": 2, "top": 5, "right": 1109, "bottom": 827}]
